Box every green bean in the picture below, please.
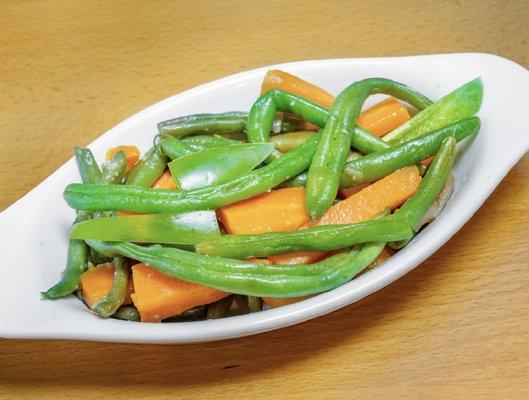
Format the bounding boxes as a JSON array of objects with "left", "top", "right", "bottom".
[
  {"left": 181, "top": 135, "right": 240, "bottom": 152},
  {"left": 278, "top": 117, "right": 478, "bottom": 189},
  {"left": 91, "top": 256, "right": 130, "bottom": 318},
  {"left": 306, "top": 78, "right": 434, "bottom": 220},
  {"left": 64, "top": 132, "right": 322, "bottom": 213},
  {"left": 113, "top": 305, "right": 140, "bottom": 321},
  {"left": 86, "top": 240, "right": 384, "bottom": 298},
  {"left": 383, "top": 78, "right": 483, "bottom": 144},
  {"left": 247, "top": 89, "right": 391, "bottom": 162},
  {"left": 397, "top": 136, "right": 456, "bottom": 232},
  {"left": 196, "top": 215, "right": 410, "bottom": 258},
  {"left": 163, "top": 305, "right": 207, "bottom": 322},
  {"left": 270, "top": 131, "right": 315, "bottom": 152},
  {"left": 206, "top": 295, "right": 234, "bottom": 319},
  {"left": 158, "top": 112, "right": 248, "bottom": 137},
  {"left": 74, "top": 147, "right": 105, "bottom": 184},
  {"left": 101, "top": 150, "right": 127, "bottom": 184},
  {"left": 159, "top": 134, "right": 194, "bottom": 160},
  {"left": 88, "top": 247, "right": 112, "bottom": 265},
  {"left": 246, "top": 296, "right": 263, "bottom": 312},
  {"left": 125, "top": 145, "right": 167, "bottom": 187}
]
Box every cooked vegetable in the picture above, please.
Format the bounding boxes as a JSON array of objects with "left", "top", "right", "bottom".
[
  {"left": 64, "top": 132, "right": 322, "bottom": 213},
  {"left": 168, "top": 143, "right": 273, "bottom": 190},
  {"left": 91, "top": 256, "right": 130, "bottom": 318},
  {"left": 88, "top": 240, "right": 386, "bottom": 298},
  {"left": 130, "top": 263, "right": 229, "bottom": 322},
  {"left": 206, "top": 295, "right": 234, "bottom": 319},
  {"left": 356, "top": 97, "right": 411, "bottom": 137},
  {"left": 383, "top": 78, "right": 483, "bottom": 144},
  {"left": 113, "top": 306, "right": 140, "bottom": 321},
  {"left": 79, "top": 262, "right": 133, "bottom": 309},
  {"left": 196, "top": 215, "right": 411, "bottom": 258},
  {"left": 70, "top": 211, "right": 219, "bottom": 244},
  {"left": 270, "top": 131, "right": 315, "bottom": 152},
  {"left": 261, "top": 69, "right": 335, "bottom": 108},
  {"left": 270, "top": 166, "right": 421, "bottom": 265},
  {"left": 305, "top": 78, "right": 433, "bottom": 220},
  {"left": 159, "top": 135, "right": 194, "bottom": 160},
  {"left": 106, "top": 145, "right": 140, "bottom": 171},
  {"left": 125, "top": 145, "right": 167, "bottom": 187},
  {"left": 216, "top": 187, "right": 309, "bottom": 235},
  {"left": 151, "top": 170, "right": 177, "bottom": 189},
  {"left": 181, "top": 134, "right": 240, "bottom": 152}
]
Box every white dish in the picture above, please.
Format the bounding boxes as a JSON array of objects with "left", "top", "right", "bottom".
[{"left": 1, "top": 53, "right": 528, "bottom": 344}]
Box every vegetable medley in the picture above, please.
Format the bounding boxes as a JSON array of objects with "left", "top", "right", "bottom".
[{"left": 42, "top": 70, "right": 483, "bottom": 323}]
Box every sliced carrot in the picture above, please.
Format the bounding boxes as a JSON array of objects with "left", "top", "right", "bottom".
[
  {"left": 106, "top": 145, "right": 140, "bottom": 171},
  {"left": 80, "top": 262, "right": 134, "bottom": 309},
  {"left": 339, "top": 183, "right": 369, "bottom": 199},
  {"left": 216, "top": 187, "right": 310, "bottom": 235},
  {"left": 152, "top": 170, "right": 177, "bottom": 189},
  {"left": 261, "top": 70, "right": 335, "bottom": 108},
  {"left": 131, "top": 263, "right": 228, "bottom": 323},
  {"left": 269, "top": 166, "right": 421, "bottom": 265},
  {"left": 356, "top": 98, "right": 411, "bottom": 137}
]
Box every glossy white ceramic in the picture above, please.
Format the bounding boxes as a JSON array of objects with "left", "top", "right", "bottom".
[{"left": 1, "top": 53, "right": 528, "bottom": 343}]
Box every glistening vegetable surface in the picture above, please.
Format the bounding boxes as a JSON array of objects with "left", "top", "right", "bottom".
[{"left": 47, "top": 68, "right": 482, "bottom": 323}]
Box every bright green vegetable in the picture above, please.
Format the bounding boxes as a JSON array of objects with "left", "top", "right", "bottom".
[
  {"left": 158, "top": 112, "right": 248, "bottom": 137},
  {"left": 101, "top": 150, "right": 127, "bottom": 184},
  {"left": 206, "top": 295, "right": 234, "bottom": 319},
  {"left": 64, "top": 132, "right": 322, "bottom": 213},
  {"left": 113, "top": 306, "right": 140, "bottom": 321},
  {"left": 86, "top": 240, "right": 385, "bottom": 298},
  {"left": 70, "top": 211, "right": 220, "bottom": 244},
  {"left": 195, "top": 215, "right": 412, "bottom": 259},
  {"left": 168, "top": 143, "right": 274, "bottom": 190},
  {"left": 159, "top": 134, "right": 194, "bottom": 160},
  {"left": 306, "top": 78, "right": 434, "bottom": 220},
  {"left": 278, "top": 117, "right": 479, "bottom": 189},
  {"left": 383, "top": 78, "right": 483, "bottom": 144},
  {"left": 397, "top": 136, "right": 456, "bottom": 231},
  {"left": 181, "top": 134, "right": 240, "bottom": 152},
  {"left": 91, "top": 256, "right": 130, "bottom": 318},
  {"left": 270, "top": 131, "right": 315, "bottom": 152},
  {"left": 74, "top": 147, "right": 105, "bottom": 185},
  {"left": 125, "top": 145, "right": 167, "bottom": 187}
]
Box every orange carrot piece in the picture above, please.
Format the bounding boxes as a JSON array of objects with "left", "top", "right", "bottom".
[
  {"left": 216, "top": 187, "right": 310, "bottom": 235},
  {"left": 80, "top": 262, "right": 134, "bottom": 309},
  {"left": 106, "top": 145, "right": 140, "bottom": 171},
  {"left": 269, "top": 166, "right": 421, "bottom": 265},
  {"left": 339, "top": 183, "right": 369, "bottom": 199},
  {"left": 131, "top": 263, "right": 228, "bottom": 323},
  {"left": 356, "top": 98, "right": 411, "bottom": 137},
  {"left": 152, "top": 170, "right": 177, "bottom": 189},
  {"left": 262, "top": 296, "right": 312, "bottom": 308},
  {"left": 261, "top": 70, "right": 335, "bottom": 108}
]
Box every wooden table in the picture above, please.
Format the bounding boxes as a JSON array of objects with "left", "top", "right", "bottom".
[{"left": 1, "top": 1, "right": 528, "bottom": 398}]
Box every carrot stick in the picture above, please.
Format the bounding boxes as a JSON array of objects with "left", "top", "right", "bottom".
[
  {"left": 268, "top": 166, "right": 421, "bottom": 265},
  {"left": 80, "top": 262, "right": 134, "bottom": 308},
  {"left": 216, "top": 187, "right": 310, "bottom": 235},
  {"left": 152, "top": 169, "right": 177, "bottom": 189},
  {"left": 356, "top": 98, "right": 411, "bottom": 137},
  {"left": 106, "top": 145, "right": 140, "bottom": 171},
  {"left": 131, "top": 263, "right": 228, "bottom": 322}
]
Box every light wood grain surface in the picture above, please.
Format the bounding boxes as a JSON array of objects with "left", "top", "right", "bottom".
[{"left": 1, "top": 1, "right": 528, "bottom": 398}]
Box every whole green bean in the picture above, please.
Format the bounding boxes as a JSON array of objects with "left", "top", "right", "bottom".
[
  {"left": 181, "top": 135, "right": 240, "bottom": 152},
  {"left": 383, "top": 78, "right": 483, "bottom": 144},
  {"left": 91, "top": 256, "right": 130, "bottom": 318},
  {"left": 270, "top": 131, "right": 316, "bottom": 152},
  {"left": 86, "top": 240, "right": 384, "bottom": 298},
  {"left": 125, "top": 145, "right": 167, "bottom": 187},
  {"left": 306, "top": 78, "right": 434, "bottom": 220},
  {"left": 206, "top": 295, "right": 234, "bottom": 319},
  {"left": 64, "top": 132, "right": 322, "bottom": 213},
  {"left": 158, "top": 112, "right": 248, "bottom": 137},
  {"left": 279, "top": 117, "right": 479, "bottom": 189},
  {"left": 74, "top": 147, "right": 105, "bottom": 184},
  {"left": 112, "top": 305, "right": 140, "bottom": 321},
  {"left": 397, "top": 136, "right": 456, "bottom": 232},
  {"left": 195, "top": 215, "right": 411, "bottom": 259}
]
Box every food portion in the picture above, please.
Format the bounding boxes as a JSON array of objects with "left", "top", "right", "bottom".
[{"left": 43, "top": 70, "right": 483, "bottom": 323}]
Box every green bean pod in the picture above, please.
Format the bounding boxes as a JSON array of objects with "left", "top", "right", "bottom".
[
  {"left": 181, "top": 135, "right": 240, "bottom": 152},
  {"left": 74, "top": 147, "right": 105, "bottom": 184},
  {"left": 306, "top": 78, "right": 434, "bottom": 220},
  {"left": 91, "top": 256, "right": 130, "bottom": 318},
  {"left": 270, "top": 131, "right": 316, "bottom": 152},
  {"left": 112, "top": 306, "right": 140, "bottom": 321},
  {"left": 397, "top": 136, "right": 456, "bottom": 231},
  {"left": 206, "top": 295, "right": 234, "bottom": 319},
  {"left": 125, "top": 145, "right": 167, "bottom": 187},
  {"left": 158, "top": 112, "right": 248, "bottom": 137},
  {"left": 64, "top": 132, "right": 322, "bottom": 213},
  {"left": 196, "top": 216, "right": 411, "bottom": 259},
  {"left": 86, "top": 240, "right": 385, "bottom": 298},
  {"left": 159, "top": 134, "right": 194, "bottom": 160},
  {"left": 101, "top": 150, "right": 127, "bottom": 184}
]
